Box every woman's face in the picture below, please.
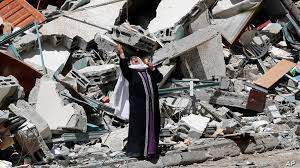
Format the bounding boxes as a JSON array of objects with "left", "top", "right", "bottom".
[{"left": 130, "top": 56, "right": 142, "bottom": 65}]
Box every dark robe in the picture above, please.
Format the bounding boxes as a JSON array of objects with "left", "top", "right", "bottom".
[{"left": 119, "top": 58, "right": 163, "bottom": 157}]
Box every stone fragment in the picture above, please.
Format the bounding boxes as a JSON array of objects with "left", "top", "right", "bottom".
[
  {"left": 0, "top": 76, "right": 24, "bottom": 108},
  {"left": 180, "top": 114, "right": 210, "bottom": 139},
  {"left": 15, "top": 122, "right": 54, "bottom": 163},
  {"left": 32, "top": 77, "right": 87, "bottom": 132},
  {"left": 221, "top": 119, "right": 238, "bottom": 134},
  {"left": 9, "top": 100, "right": 52, "bottom": 139}
]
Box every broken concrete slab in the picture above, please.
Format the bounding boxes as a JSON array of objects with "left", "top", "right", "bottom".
[
  {"left": 180, "top": 114, "right": 210, "bottom": 139},
  {"left": 108, "top": 23, "right": 160, "bottom": 53},
  {"left": 78, "top": 64, "right": 118, "bottom": 85},
  {"left": 23, "top": 43, "right": 70, "bottom": 72},
  {"left": 9, "top": 100, "right": 52, "bottom": 139},
  {"left": 240, "top": 134, "right": 280, "bottom": 154},
  {"left": 267, "top": 105, "right": 283, "bottom": 123},
  {"left": 179, "top": 26, "right": 226, "bottom": 80},
  {"left": 152, "top": 25, "right": 218, "bottom": 64},
  {"left": 251, "top": 120, "right": 269, "bottom": 132},
  {"left": 213, "top": 0, "right": 262, "bottom": 44},
  {"left": 153, "top": 25, "right": 226, "bottom": 79},
  {"left": 199, "top": 101, "right": 223, "bottom": 122},
  {"left": 213, "top": 0, "right": 261, "bottom": 19},
  {"left": 40, "top": 0, "right": 126, "bottom": 42},
  {"left": 160, "top": 97, "right": 191, "bottom": 119},
  {"left": 148, "top": 0, "right": 202, "bottom": 33},
  {"left": 32, "top": 77, "right": 87, "bottom": 132},
  {"left": 15, "top": 122, "right": 54, "bottom": 163},
  {"left": 158, "top": 63, "right": 176, "bottom": 87}
]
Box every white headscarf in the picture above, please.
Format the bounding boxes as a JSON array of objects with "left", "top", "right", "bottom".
[{"left": 128, "top": 57, "right": 148, "bottom": 70}]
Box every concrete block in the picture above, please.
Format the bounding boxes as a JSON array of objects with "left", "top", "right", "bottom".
[
  {"left": 180, "top": 114, "right": 210, "bottom": 138},
  {"left": 221, "top": 119, "right": 238, "bottom": 134},
  {"left": 251, "top": 120, "right": 269, "bottom": 132},
  {"left": 94, "top": 33, "right": 117, "bottom": 53},
  {"left": 108, "top": 23, "right": 159, "bottom": 53},
  {"left": 9, "top": 100, "right": 52, "bottom": 139},
  {"left": 0, "top": 76, "right": 23, "bottom": 108},
  {"left": 153, "top": 26, "right": 226, "bottom": 80},
  {"left": 78, "top": 64, "right": 118, "bottom": 85},
  {"left": 15, "top": 122, "right": 54, "bottom": 163},
  {"left": 154, "top": 25, "right": 185, "bottom": 43},
  {"left": 267, "top": 105, "right": 283, "bottom": 121}
]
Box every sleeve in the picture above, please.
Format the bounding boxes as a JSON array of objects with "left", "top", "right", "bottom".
[
  {"left": 149, "top": 68, "right": 163, "bottom": 83},
  {"left": 119, "top": 57, "right": 131, "bottom": 80}
]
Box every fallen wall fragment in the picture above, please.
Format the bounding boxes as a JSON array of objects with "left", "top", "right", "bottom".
[
  {"left": 152, "top": 25, "right": 226, "bottom": 80},
  {"left": 9, "top": 100, "right": 52, "bottom": 139},
  {"left": 213, "top": 0, "right": 262, "bottom": 44},
  {"left": 31, "top": 76, "right": 87, "bottom": 132}
]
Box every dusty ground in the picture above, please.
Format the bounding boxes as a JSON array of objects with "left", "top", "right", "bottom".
[{"left": 171, "top": 148, "right": 300, "bottom": 168}]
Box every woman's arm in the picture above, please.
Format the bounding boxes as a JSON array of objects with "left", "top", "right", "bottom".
[
  {"left": 117, "top": 44, "right": 132, "bottom": 80},
  {"left": 148, "top": 64, "right": 163, "bottom": 83},
  {"left": 119, "top": 56, "right": 131, "bottom": 80}
]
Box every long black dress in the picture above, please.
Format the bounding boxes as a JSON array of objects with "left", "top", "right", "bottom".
[{"left": 119, "top": 58, "right": 163, "bottom": 157}]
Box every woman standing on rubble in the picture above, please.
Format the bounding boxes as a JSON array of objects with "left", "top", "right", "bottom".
[{"left": 117, "top": 44, "right": 163, "bottom": 158}]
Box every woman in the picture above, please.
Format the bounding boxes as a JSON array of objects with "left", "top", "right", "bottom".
[{"left": 117, "top": 44, "right": 163, "bottom": 158}]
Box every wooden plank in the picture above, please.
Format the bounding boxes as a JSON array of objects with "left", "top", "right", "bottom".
[
  {"left": 12, "top": 12, "right": 31, "bottom": 26},
  {"left": 0, "top": 1, "right": 18, "bottom": 16},
  {"left": 17, "top": 0, "right": 45, "bottom": 23},
  {"left": 0, "top": 0, "right": 45, "bottom": 28},
  {"left": 17, "top": 15, "right": 34, "bottom": 28},
  {"left": 2, "top": 4, "right": 22, "bottom": 20},
  {"left": 254, "top": 60, "right": 296, "bottom": 89},
  {"left": 0, "top": 0, "right": 14, "bottom": 10},
  {"left": 6, "top": 8, "right": 27, "bottom": 24}
]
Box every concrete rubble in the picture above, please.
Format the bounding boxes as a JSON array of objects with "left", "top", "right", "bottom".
[{"left": 0, "top": 0, "right": 300, "bottom": 167}]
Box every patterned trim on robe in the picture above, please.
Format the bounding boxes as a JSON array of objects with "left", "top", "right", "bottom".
[{"left": 137, "top": 71, "right": 155, "bottom": 156}]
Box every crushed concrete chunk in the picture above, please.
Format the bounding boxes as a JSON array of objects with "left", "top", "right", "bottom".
[
  {"left": 33, "top": 77, "right": 87, "bottom": 132},
  {"left": 0, "top": 76, "right": 24, "bottom": 108},
  {"left": 180, "top": 114, "right": 210, "bottom": 138},
  {"left": 9, "top": 100, "right": 52, "bottom": 139}
]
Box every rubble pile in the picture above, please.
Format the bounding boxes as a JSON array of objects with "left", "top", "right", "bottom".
[{"left": 0, "top": 0, "right": 300, "bottom": 167}]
